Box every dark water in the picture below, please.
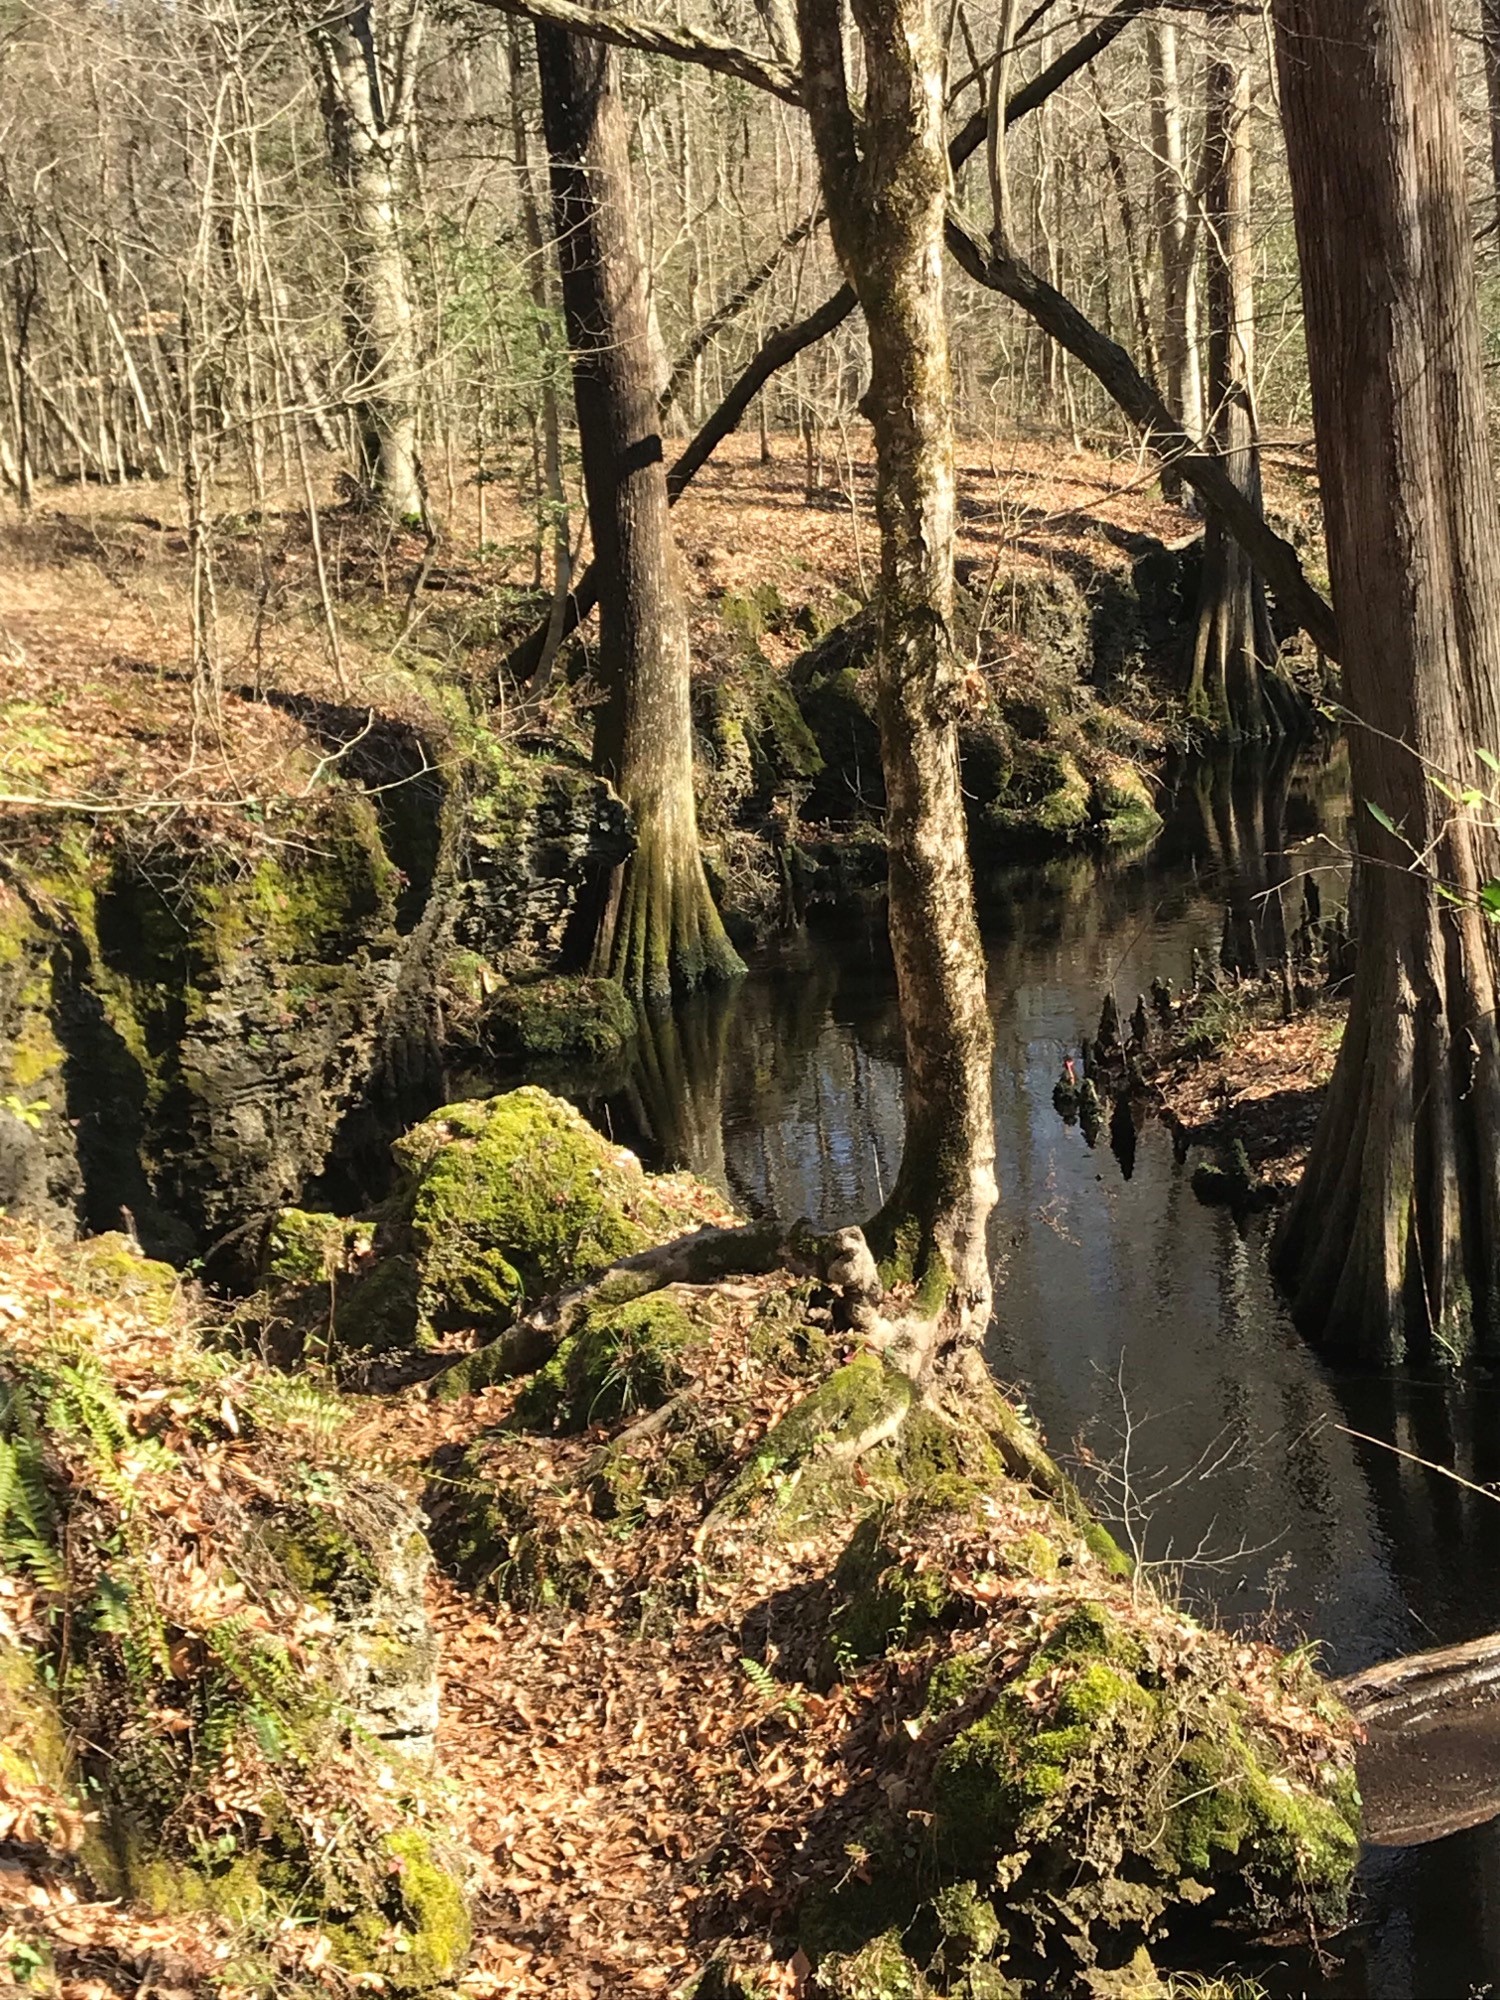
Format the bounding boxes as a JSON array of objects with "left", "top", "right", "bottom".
[{"left": 552, "top": 745, "right": 1500, "bottom": 2000}]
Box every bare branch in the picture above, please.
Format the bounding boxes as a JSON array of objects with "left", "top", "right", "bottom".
[
  {"left": 944, "top": 207, "right": 1341, "bottom": 660},
  {"left": 465, "top": 0, "right": 803, "bottom": 101}
]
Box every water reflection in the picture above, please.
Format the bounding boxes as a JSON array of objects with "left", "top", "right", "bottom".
[{"left": 548, "top": 740, "right": 1500, "bottom": 1997}]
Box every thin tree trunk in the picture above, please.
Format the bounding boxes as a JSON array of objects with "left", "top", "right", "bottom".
[
  {"left": 798, "top": 0, "right": 998, "bottom": 1350},
  {"left": 314, "top": 1, "right": 426, "bottom": 520},
  {"left": 506, "top": 24, "right": 571, "bottom": 692},
  {"left": 536, "top": 23, "right": 743, "bottom": 1002},
  {"left": 1271, "top": 0, "right": 1500, "bottom": 1362},
  {"left": 1189, "top": 50, "right": 1297, "bottom": 741},
  {"left": 1147, "top": 16, "right": 1202, "bottom": 494},
  {"left": 1481, "top": 0, "right": 1500, "bottom": 227}
]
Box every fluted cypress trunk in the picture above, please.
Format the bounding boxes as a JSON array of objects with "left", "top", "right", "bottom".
[
  {"left": 313, "top": 1, "right": 425, "bottom": 520},
  {"left": 797, "top": 0, "right": 997, "bottom": 1350},
  {"left": 536, "top": 25, "right": 743, "bottom": 1003},
  {"left": 1271, "top": 0, "right": 1500, "bottom": 1361}
]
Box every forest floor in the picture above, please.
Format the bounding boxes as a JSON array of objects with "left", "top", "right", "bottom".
[
  {"left": 0, "top": 431, "right": 1290, "bottom": 829},
  {"left": 1151, "top": 986, "right": 1347, "bottom": 1191},
  {"left": 1, "top": 1203, "right": 1359, "bottom": 2000}
]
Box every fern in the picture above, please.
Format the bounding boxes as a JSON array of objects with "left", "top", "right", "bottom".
[{"left": 0, "top": 1382, "right": 65, "bottom": 1591}]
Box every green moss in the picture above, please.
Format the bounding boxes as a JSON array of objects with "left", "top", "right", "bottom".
[
  {"left": 193, "top": 795, "right": 398, "bottom": 964},
  {"left": 827, "top": 1508, "right": 957, "bottom": 1669},
  {"left": 511, "top": 1291, "right": 698, "bottom": 1432},
  {"left": 720, "top": 1353, "right": 914, "bottom": 1516},
  {"left": 265, "top": 1209, "right": 373, "bottom": 1287},
  {"left": 394, "top": 1089, "right": 687, "bottom": 1333},
  {"left": 1161, "top": 1725, "right": 1358, "bottom": 1911},
  {"left": 332, "top": 1254, "right": 423, "bottom": 1353},
  {"left": 925, "top": 1647, "right": 993, "bottom": 1718},
  {"left": 1092, "top": 755, "right": 1164, "bottom": 849},
  {"left": 66, "top": 1234, "right": 181, "bottom": 1326},
  {"left": 7, "top": 1010, "right": 63, "bottom": 1091},
  {"left": 483, "top": 975, "right": 636, "bottom": 1062},
  {"left": 931, "top": 1879, "right": 1003, "bottom": 1969},
  {"left": 1042, "top": 1602, "right": 1146, "bottom": 1671},
  {"left": 896, "top": 1405, "right": 1005, "bottom": 1494},
  {"left": 815, "top": 1932, "right": 930, "bottom": 1999},
  {"left": 380, "top": 1828, "right": 472, "bottom": 1989},
  {"left": 263, "top": 1509, "right": 376, "bottom": 1611},
  {"left": 1003, "top": 1530, "right": 1058, "bottom": 1579},
  {"left": 0, "top": 1645, "right": 71, "bottom": 1804},
  {"left": 720, "top": 583, "right": 786, "bottom": 643}
]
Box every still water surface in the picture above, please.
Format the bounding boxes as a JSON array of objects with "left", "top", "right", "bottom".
[{"left": 554, "top": 746, "right": 1500, "bottom": 1999}]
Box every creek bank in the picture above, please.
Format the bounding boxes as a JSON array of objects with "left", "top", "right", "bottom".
[
  {"left": 1052, "top": 891, "right": 1348, "bottom": 1212},
  {"left": 2, "top": 1086, "right": 1362, "bottom": 1996},
  {"left": 0, "top": 515, "right": 1247, "bottom": 1273},
  {"left": 0, "top": 1224, "right": 469, "bottom": 1996},
  {"left": 690, "top": 561, "right": 1190, "bottom": 951},
  {"left": 269, "top": 1086, "right": 1358, "bottom": 1996},
  {"left": 0, "top": 711, "right": 631, "bottom": 1275}
]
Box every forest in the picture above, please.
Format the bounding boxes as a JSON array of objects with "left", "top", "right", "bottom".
[{"left": 5, "top": 0, "right": 1500, "bottom": 1994}]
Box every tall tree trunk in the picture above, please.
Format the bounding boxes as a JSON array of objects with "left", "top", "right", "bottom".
[
  {"left": 1271, "top": 0, "right": 1500, "bottom": 1362},
  {"left": 536, "top": 24, "right": 744, "bottom": 1002},
  {"left": 506, "top": 23, "right": 570, "bottom": 693},
  {"left": 1482, "top": 0, "right": 1500, "bottom": 226},
  {"left": 797, "top": 0, "right": 998, "bottom": 1350},
  {"left": 1147, "top": 16, "right": 1202, "bottom": 493},
  {"left": 314, "top": 1, "right": 426, "bottom": 520},
  {"left": 1189, "top": 49, "right": 1298, "bottom": 741}
]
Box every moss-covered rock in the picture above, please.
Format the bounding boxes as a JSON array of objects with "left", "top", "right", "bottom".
[
  {"left": 718, "top": 1351, "right": 914, "bottom": 1525},
  {"left": 480, "top": 973, "right": 637, "bottom": 1063},
  {"left": 1091, "top": 756, "right": 1164, "bottom": 849},
  {"left": 265, "top": 1207, "right": 376, "bottom": 1287},
  {"left": 389, "top": 1087, "right": 715, "bottom": 1338},
  {"left": 0, "top": 1223, "right": 468, "bottom": 1988}
]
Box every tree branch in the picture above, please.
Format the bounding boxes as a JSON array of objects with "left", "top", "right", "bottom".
[
  {"left": 943, "top": 207, "right": 1340, "bottom": 658},
  {"left": 465, "top": 0, "right": 803, "bottom": 100},
  {"left": 502, "top": 0, "right": 1159, "bottom": 683}
]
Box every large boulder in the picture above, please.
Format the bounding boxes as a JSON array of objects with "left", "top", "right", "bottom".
[{"left": 261, "top": 1087, "right": 730, "bottom": 1358}]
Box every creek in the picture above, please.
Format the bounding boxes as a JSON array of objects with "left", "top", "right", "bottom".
[{"left": 525, "top": 743, "right": 1500, "bottom": 2000}]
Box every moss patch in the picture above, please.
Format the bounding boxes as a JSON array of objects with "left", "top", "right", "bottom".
[
  {"left": 392, "top": 1087, "right": 709, "bottom": 1334},
  {"left": 511, "top": 1289, "right": 699, "bottom": 1432}
]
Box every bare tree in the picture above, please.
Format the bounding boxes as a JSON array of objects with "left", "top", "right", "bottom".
[
  {"left": 535, "top": 22, "right": 744, "bottom": 1000},
  {"left": 798, "top": 0, "right": 998, "bottom": 1348},
  {"left": 1188, "top": 41, "right": 1300, "bottom": 741},
  {"left": 312, "top": 0, "right": 427, "bottom": 520},
  {"left": 1147, "top": 17, "right": 1202, "bottom": 483}
]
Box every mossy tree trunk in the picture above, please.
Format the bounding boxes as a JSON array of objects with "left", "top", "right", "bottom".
[
  {"left": 1189, "top": 46, "right": 1301, "bottom": 741},
  {"left": 797, "top": 0, "right": 998, "bottom": 1350},
  {"left": 535, "top": 25, "right": 744, "bottom": 1004},
  {"left": 312, "top": 0, "right": 426, "bottom": 521},
  {"left": 1271, "top": 0, "right": 1500, "bottom": 1361}
]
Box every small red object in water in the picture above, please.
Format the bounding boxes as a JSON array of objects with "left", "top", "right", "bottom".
[{"left": 1064, "top": 1056, "right": 1077, "bottom": 1083}]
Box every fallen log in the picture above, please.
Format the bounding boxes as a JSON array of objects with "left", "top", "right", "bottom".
[{"left": 1336, "top": 1633, "right": 1500, "bottom": 1847}]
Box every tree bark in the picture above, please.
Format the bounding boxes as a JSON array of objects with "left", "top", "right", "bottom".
[
  {"left": 797, "top": 0, "right": 997, "bottom": 1349},
  {"left": 506, "top": 23, "right": 571, "bottom": 693},
  {"left": 314, "top": 0, "right": 426, "bottom": 521},
  {"left": 1271, "top": 0, "right": 1500, "bottom": 1362},
  {"left": 1482, "top": 0, "right": 1500, "bottom": 227},
  {"left": 1147, "top": 17, "right": 1202, "bottom": 488},
  {"left": 536, "top": 24, "right": 743, "bottom": 1003},
  {"left": 1189, "top": 48, "right": 1299, "bottom": 741}
]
